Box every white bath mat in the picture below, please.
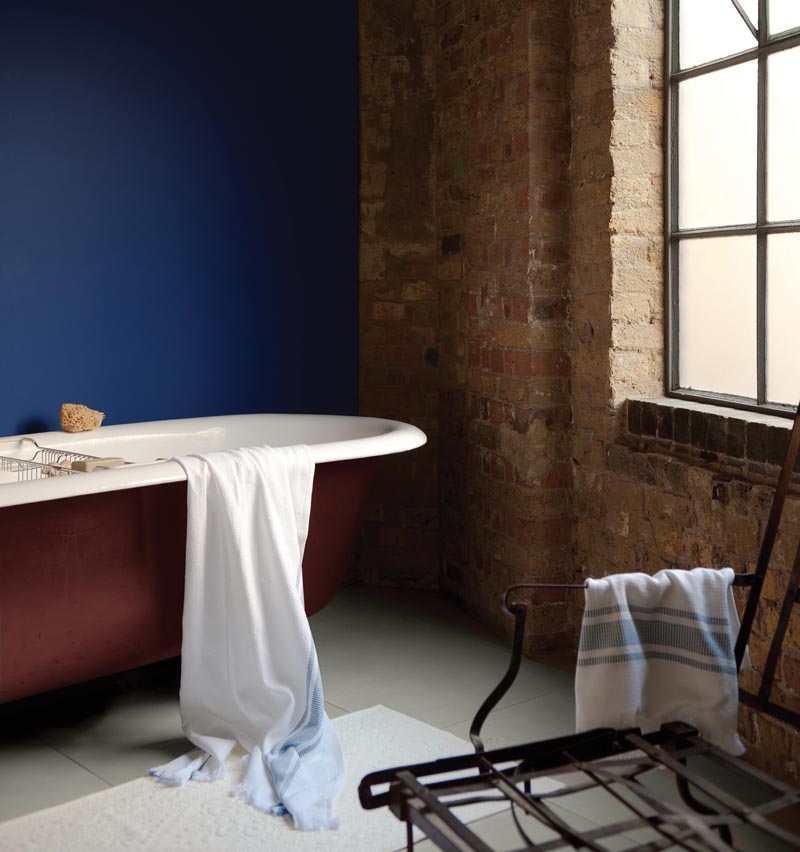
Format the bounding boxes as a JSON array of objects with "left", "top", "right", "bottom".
[{"left": 0, "top": 705, "right": 562, "bottom": 852}]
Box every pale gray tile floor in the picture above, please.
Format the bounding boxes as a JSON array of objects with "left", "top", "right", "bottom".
[{"left": 0, "top": 586, "right": 796, "bottom": 850}]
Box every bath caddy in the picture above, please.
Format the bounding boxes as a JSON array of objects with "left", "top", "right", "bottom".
[
  {"left": 0, "top": 437, "right": 123, "bottom": 482},
  {"left": 360, "top": 403, "right": 800, "bottom": 850}
]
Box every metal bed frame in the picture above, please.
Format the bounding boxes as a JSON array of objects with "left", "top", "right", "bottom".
[{"left": 359, "top": 403, "right": 800, "bottom": 850}]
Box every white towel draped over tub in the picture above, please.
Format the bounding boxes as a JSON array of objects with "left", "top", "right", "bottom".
[
  {"left": 575, "top": 567, "right": 745, "bottom": 755},
  {"left": 150, "top": 445, "right": 344, "bottom": 831}
]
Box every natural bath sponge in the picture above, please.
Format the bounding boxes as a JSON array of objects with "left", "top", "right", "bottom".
[{"left": 60, "top": 403, "right": 104, "bottom": 433}]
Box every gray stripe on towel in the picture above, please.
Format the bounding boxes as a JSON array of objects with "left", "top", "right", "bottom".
[
  {"left": 579, "top": 618, "right": 733, "bottom": 660},
  {"left": 583, "top": 603, "right": 728, "bottom": 627},
  {"left": 576, "top": 649, "right": 738, "bottom": 675}
]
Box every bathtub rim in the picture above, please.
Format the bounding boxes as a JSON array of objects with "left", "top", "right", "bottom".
[{"left": 0, "top": 413, "right": 426, "bottom": 509}]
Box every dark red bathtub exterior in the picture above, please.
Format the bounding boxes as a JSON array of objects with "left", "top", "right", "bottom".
[{"left": 0, "top": 457, "right": 376, "bottom": 704}]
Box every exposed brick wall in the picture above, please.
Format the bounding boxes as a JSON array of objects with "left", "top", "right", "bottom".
[
  {"left": 569, "top": 0, "right": 800, "bottom": 783},
  {"left": 360, "top": 0, "right": 800, "bottom": 782},
  {"left": 359, "top": 0, "right": 575, "bottom": 630},
  {"left": 435, "top": 0, "right": 575, "bottom": 646},
  {"left": 570, "top": 0, "right": 614, "bottom": 448},
  {"left": 570, "top": 0, "right": 664, "bottom": 588},
  {"left": 569, "top": 0, "right": 665, "bottom": 609},
  {"left": 570, "top": 0, "right": 662, "bottom": 456},
  {"left": 358, "top": 0, "right": 440, "bottom": 587}
]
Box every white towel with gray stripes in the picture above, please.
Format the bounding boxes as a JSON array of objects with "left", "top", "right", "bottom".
[{"left": 575, "top": 567, "right": 744, "bottom": 755}]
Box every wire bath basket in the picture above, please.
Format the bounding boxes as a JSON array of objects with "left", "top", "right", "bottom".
[{"left": 0, "top": 438, "right": 105, "bottom": 482}]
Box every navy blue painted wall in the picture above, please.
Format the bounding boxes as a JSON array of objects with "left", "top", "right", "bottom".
[{"left": 0, "top": 1, "right": 357, "bottom": 435}]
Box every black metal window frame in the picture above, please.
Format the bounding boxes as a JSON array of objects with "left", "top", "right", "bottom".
[{"left": 665, "top": 0, "right": 800, "bottom": 419}]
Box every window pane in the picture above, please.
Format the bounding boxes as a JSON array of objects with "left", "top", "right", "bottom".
[
  {"left": 769, "top": 0, "right": 800, "bottom": 36},
  {"left": 680, "top": 0, "right": 756, "bottom": 69},
  {"left": 678, "top": 62, "right": 757, "bottom": 229},
  {"left": 767, "top": 234, "right": 800, "bottom": 405},
  {"left": 679, "top": 237, "right": 756, "bottom": 398},
  {"left": 767, "top": 47, "right": 800, "bottom": 222}
]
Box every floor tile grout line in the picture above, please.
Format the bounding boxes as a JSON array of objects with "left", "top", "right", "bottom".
[
  {"left": 38, "top": 738, "right": 114, "bottom": 788},
  {"left": 440, "top": 685, "right": 576, "bottom": 732}
]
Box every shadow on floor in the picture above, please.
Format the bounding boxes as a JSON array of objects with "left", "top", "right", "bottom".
[{"left": 0, "top": 658, "right": 181, "bottom": 742}]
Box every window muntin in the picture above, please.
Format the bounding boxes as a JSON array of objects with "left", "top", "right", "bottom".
[
  {"left": 667, "top": 0, "right": 800, "bottom": 415},
  {"left": 679, "top": 0, "right": 756, "bottom": 69}
]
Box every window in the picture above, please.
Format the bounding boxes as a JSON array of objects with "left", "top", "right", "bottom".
[{"left": 666, "top": 0, "right": 800, "bottom": 415}]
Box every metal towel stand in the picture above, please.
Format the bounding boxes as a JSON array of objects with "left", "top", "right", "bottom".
[{"left": 359, "top": 402, "right": 800, "bottom": 851}]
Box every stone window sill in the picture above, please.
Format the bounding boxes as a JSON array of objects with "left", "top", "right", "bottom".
[{"left": 626, "top": 397, "right": 793, "bottom": 476}]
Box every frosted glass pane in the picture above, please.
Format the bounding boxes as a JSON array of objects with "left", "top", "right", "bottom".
[
  {"left": 679, "top": 237, "right": 756, "bottom": 398},
  {"left": 769, "top": 0, "right": 800, "bottom": 35},
  {"left": 767, "top": 234, "right": 800, "bottom": 405},
  {"left": 678, "top": 62, "right": 757, "bottom": 229},
  {"left": 680, "top": 0, "right": 756, "bottom": 69},
  {"left": 767, "top": 48, "right": 800, "bottom": 222}
]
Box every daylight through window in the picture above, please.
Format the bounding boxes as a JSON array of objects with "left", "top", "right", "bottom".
[{"left": 667, "top": 0, "right": 800, "bottom": 414}]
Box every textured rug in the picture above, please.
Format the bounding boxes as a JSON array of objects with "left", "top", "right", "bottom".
[{"left": 0, "top": 705, "right": 561, "bottom": 851}]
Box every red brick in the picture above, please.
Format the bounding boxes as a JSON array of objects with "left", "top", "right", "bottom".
[
  {"left": 370, "top": 302, "right": 407, "bottom": 321},
  {"left": 544, "top": 463, "right": 573, "bottom": 488},
  {"left": 782, "top": 653, "right": 800, "bottom": 696},
  {"left": 490, "top": 348, "right": 505, "bottom": 374},
  {"left": 488, "top": 400, "right": 510, "bottom": 425},
  {"left": 538, "top": 184, "right": 570, "bottom": 211},
  {"left": 511, "top": 298, "right": 530, "bottom": 323},
  {"left": 513, "top": 74, "right": 529, "bottom": 104}
]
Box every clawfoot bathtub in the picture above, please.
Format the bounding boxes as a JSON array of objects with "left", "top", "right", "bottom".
[{"left": 0, "top": 414, "right": 425, "bottom": 703}]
